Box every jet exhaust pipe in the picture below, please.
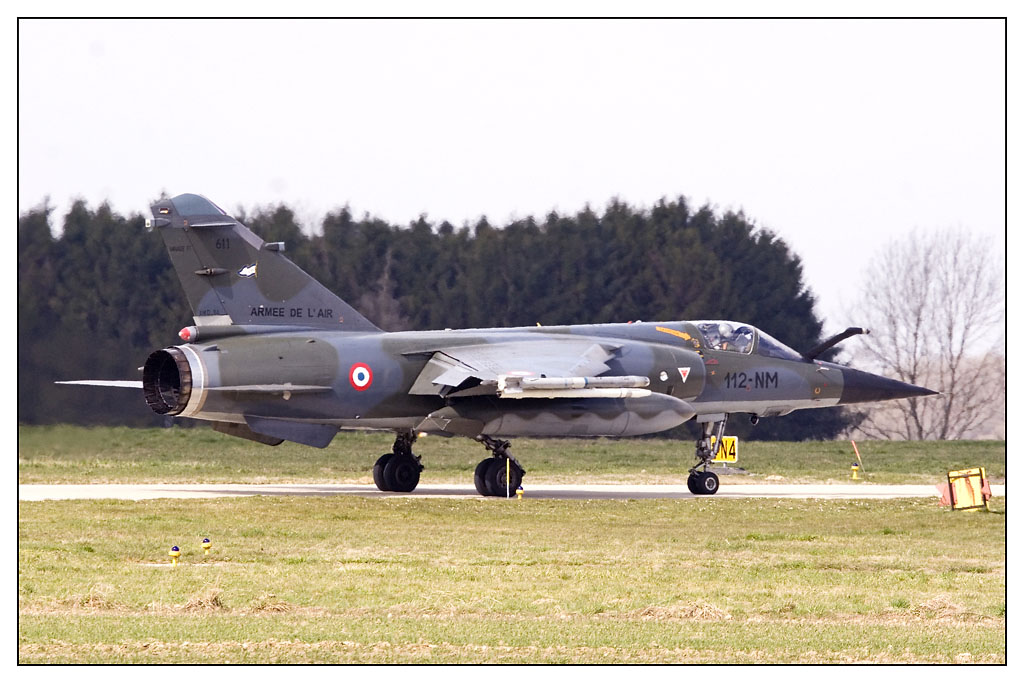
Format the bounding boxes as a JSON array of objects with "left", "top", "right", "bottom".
[{"left": 142, "top": 348, "right": 193, "bottom": 415}]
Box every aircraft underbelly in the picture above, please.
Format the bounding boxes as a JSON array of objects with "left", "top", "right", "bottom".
[
  {"left": 692, "top": 397, "right": 841, "bottom": 417},
  {"left": 445, "top": 394, "right": 696, "bottom": 438}
]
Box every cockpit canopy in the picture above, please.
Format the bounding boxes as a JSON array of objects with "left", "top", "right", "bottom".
[
  {"left": 693, "top": 320, "right": 803, "bottom": 361},
  {"left": 695, "top": 321, "right": 755, "bottom": 354}
]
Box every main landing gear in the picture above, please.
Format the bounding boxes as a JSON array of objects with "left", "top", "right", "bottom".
[
  {"left": 687, "top": 415, "right": 727, "bottom": 495},
  {"left": 473, "top": 435, "right": 525, "bottom": 497},
  {"left": 373, "top": 430, "right": 423, "bottom": 492},
  {"left": 371, "top": 431, "right": 526, "bottom": 496}
]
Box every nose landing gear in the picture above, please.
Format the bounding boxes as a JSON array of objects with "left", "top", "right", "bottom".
[{"left": 687, "top": 415, "right": 727, "bottom": 495}]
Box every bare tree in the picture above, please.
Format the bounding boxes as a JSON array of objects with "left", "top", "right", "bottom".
[{"left": 849, "top": 229, "right": 1004, "bottom": 440}]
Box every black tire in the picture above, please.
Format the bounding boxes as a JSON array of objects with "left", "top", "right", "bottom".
[
  {"left": 474, "top": 459, "right": 493, "bottom": 496},
  {"left": 384, "top": 454, "right": 421, "bottom": 493},
  {"left": 698, "top": 471, "right": 720, "bottom": 495},
  {"left": 485, "top": 458, "right": 523, "bottom": 498},
  {"left": 686, "top": 472, "right": 702, "bottom": 495},
  {"left": 373, "top": 453, "right": 394, "bottom": 491}
]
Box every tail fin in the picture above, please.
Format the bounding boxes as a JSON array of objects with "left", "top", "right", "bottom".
[{"left": 148, "top": 193, "right": 380, "bottom": 332}]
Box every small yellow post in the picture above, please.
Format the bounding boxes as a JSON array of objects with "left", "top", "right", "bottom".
[
  {"left": 169, "top": 545, "right": 181, "bottom": 566},
  {"left": 851, "top": 463, "right": 860, "bottom": 480},
  {"left": 516, "top": 486, "right": 524, "bottom": 500},
  {"left": 202, "top": 538, "right": 212, "bottom": 556}
]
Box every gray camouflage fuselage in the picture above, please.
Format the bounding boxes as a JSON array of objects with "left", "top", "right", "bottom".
[{"left": 163, "top": 321, "right": 895, "bottom": 441}]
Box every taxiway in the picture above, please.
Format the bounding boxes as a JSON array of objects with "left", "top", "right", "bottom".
[{"left": 18, "top": 482, "right": 1005, "bottom": 501}]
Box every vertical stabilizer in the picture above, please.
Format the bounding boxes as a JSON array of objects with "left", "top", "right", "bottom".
[{"left": 149, "top": 193, "right": 380, "bottom": 331}]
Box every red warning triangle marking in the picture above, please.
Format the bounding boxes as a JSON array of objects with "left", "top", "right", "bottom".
[{"left": 678, "top": 367, "right": 690, "bottom": 382}]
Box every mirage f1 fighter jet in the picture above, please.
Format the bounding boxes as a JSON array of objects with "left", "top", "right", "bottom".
[{"left": 64, "top": 194, "right": 937, "bottom": 496}]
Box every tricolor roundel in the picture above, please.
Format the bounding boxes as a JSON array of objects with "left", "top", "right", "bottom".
[{"left": 349, "top": 363, "right": 373, "bottom": 391}]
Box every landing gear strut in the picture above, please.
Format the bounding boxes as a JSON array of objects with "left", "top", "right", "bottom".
[
  {"left": 373, "top": 430, "right": 423, "bottom": 492},
  {"left": 474, "top": 435, "right": 525, "bottom": 497},
  {"left": 687, "top": 416, "right": 727, "bottom": 495}
]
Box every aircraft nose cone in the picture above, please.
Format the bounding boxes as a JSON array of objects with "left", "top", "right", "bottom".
[{"left": 839, "top": 367, "right": 938, "bottom": 405}]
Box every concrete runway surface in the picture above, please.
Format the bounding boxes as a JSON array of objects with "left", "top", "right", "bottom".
[{"left": 18, "top": 482, "right": 1006, "bottom": 502}]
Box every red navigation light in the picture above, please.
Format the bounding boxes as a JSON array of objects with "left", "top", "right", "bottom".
[{"left": 178, "top": 326, "right": 196, "bottom": 342}]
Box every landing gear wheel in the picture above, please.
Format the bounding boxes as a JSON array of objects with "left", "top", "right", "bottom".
[
  {"left": 688, "top": 471, "right": 719, "bottom": 495},
  {"left": 686, "top": 416, "right": 726, "bottom": 496},
  {"left": 373, "top": 453, "right": 394, "bottom": 491},
  {"left": 374, "top": 430, "right": 422, "bottom": 492},
  {"left": 473, "top": 436, "right": 526, "bottom": 497},
  {"left": 485, "top": 458, "right": 523, "bottom": 497},
  {"left": 474, "top": 459, "right": 493, "bottom": 496},
  {"left": 384, "top": 454, "right": 421, "bottom": 493}
]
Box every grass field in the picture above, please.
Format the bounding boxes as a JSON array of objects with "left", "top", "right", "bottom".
[
  {"left": 19, "top": 496, "right": 1005, "bottom": 663},
  {"left": 17, "top": 425, "right": 1007, "bottom": 485},
  {"left": 18, "top": 426, "right": 1006, "bottom": 663}
]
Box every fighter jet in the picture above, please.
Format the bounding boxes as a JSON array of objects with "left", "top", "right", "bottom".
[{"left": 62, "top": 194, "right": 937, "bottom": 496}]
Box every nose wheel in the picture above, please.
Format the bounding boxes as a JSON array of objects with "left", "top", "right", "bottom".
[
  {"left": 687, "top": 470, "right": 720, "bottom": 495},
  {"left": 688, "top": 415, "right": 727, "bottom": 495}
]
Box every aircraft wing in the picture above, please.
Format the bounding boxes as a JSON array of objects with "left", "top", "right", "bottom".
[{"left": 407, "top": 339, "right": 649, "bottom": 398}]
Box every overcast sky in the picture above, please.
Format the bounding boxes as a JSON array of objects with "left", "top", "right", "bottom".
[{"left": 18, "top": 18, "right": 1006, "bottom": 330}]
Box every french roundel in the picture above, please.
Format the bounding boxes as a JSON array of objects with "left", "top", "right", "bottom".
[{"left": 349, "top": 363, "right": 373, "bottom": 391}]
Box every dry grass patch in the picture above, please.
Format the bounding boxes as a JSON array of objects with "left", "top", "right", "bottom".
[
  {"left": 74, "top": 583, "right": 122, "bottom": 609},
  {"left": 182, "top": 585, "right": 225, "bottom": 612},
  {"left": 913, "top": 596, "right": 963, "bottom": 618},
  {"left": 51, "top": 583, "right": 129, "bottom": 612},
  {"left": 910, "top": 596, "right": 988, "bottom": 621},
  {"left": 19, "top": 639, "right": 1005, "bottom": 664},
  {"left": 629, "top": 602, "right": 732, "bottom": 621},
  {"left": 248, "top": 593, "right": 294, "bottom": 613},
  {"left": 742, "top": 612, "right": 1002, "bottom": 627}
]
